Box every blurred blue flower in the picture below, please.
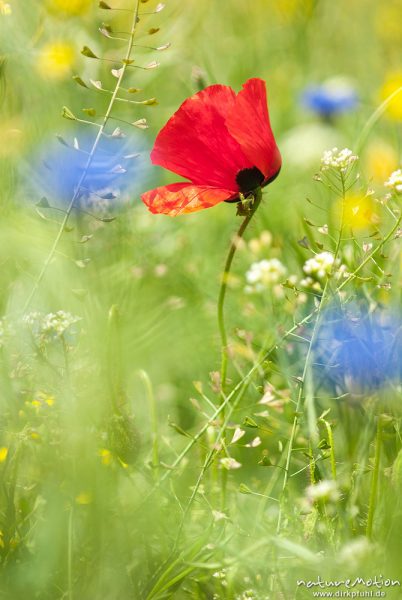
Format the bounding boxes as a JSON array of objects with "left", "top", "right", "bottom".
[
  {"left": 314, "top": 302, "right": 402, "bottom": 396},
  {"left": 29, "top": 129, "right": 147, "bottom": 211},
  {"left": 302, "top": 77, "right": 358, "bottom": 120}
]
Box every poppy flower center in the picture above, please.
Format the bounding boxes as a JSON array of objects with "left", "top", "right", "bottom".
[{"left": 236, "top": 167, "right": 265, "bottom": 195}]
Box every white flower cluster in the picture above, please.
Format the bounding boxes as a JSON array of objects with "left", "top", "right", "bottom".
[
  {"left": 245, "top": 258, "right": 287, "bottom": 294},
  {"left": 321, "top": 147, "right": 358, "bottom": 173},
  {"left": 303, "top": 251, "right": 335, "bottom": 279},
  {"left": 306, "top": 480, "right": 340, "bottom": 504},
  {"left": 23, "top": 310, "right": 81, "bottom": 343},
  {"left": 384, "top": 169, "right": 402, "bottom": 194}
]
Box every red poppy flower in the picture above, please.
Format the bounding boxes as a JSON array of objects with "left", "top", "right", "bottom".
[{"left": 141, "top": 78, "right": 281, "bottom": 216}]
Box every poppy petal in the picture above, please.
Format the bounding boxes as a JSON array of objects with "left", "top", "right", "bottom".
[
  {"left": 226, "top": 78, "right": 281, "bottom": 180},
  {"left": 141, "top": 182, "right": 233, "bottom": 216},
  {"left": 150, "top": 85, "right": 253, "bottom": 190}
]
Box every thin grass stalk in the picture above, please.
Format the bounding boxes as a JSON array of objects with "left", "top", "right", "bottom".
[{"left": 23, "top": 0, "right": 141, "bottom": 312}]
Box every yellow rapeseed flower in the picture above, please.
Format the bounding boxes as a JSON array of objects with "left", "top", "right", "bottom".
[
  {"left": 336, "top": 193, "right": 379, "bottom": 230},
  {"left": 75, "top": 492, "right": 92, "bottom": 505},
  {"left": 37, "top": 41, "right": 75, "bottom": 80},
  {"left": 47, "top": 0, "right": 92, "bottom": 16},
  {"left": 365, "top": 141, "right": 399, "bottom": 183},
  {"left": 99, "top": 448, "right": 112, "bottom": 466},
  {"left": 0, "top": 447, "right": 8, "bottom": 463},
  {"left": 380, "top": 73, "right": 402, "bottom": 121},
  {"left": 0, "top": 1, "right": 11, "bottom": 15}
]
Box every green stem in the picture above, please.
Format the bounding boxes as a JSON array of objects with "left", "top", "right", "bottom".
[
  {"left": 366, "top": 416, "right": 383, "bottom": 540},
  {"left": 23, "top": 0, "right": 141, "bottom": 312},
  {"left": 67, "top": 506, "right": 74, "bottom": 600},
  {"left": 218, "top": 188, "right": 262, "bottom": 393},
  {"left": 322, "top": 418, "right": 337, "bottom": 480},
  {"left": 139, "top": 370, "right": 159, "bottom": 482}
]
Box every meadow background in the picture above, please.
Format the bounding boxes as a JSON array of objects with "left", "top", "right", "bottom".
[{"left": 0, "top": 0, "right": 401, "bottom": 598}]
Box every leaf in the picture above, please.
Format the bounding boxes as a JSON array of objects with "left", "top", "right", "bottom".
[
  {"left": 75, "top": 259, "right": 91, "bottom": 269},
  {"left": 82, "top": 108, "right": 96, "bottom": 117},
  {"left": 140, "top": 97, "right": 158, "bottom": 105},
  {"left": 99, "top": 27, "right": 113, "bottom": 38},
  {"left": 81, "top": 46, "right": 98, "bottom": 59},
  {"left": 148, "top": 27, "right": 160, "bottom": 35},
  {"left": 144, "top": 60, "right": 160, "bottom": 70},
  {"left": 111, "top": 127, "right": 126, "bottom": 138},
  {"left": 90, "top": 79, "right": 103, "bottom": 90},
  {"left": 110, "top": 165, "right": 126, "bottom": 174},
  {"left": 56, "top": 135, "right": 69, "bottom": 147},
  {"left": 36, "top": 197, "right": 50, "bottom": 208},
  {"left": 99, "top": 1, "right": 111, "bottom": 8},
  {"left": 111, "top": 67, "right": 124, "bottom": 78},
  {"left": 79, "top": 235, "right": 93, "bottom": 244},
  {"left": 132, "top": 118, "right": 148, "bottom": 129},
  {"left": 62, "top": 106, "right": 77, "bottom": 121},
  {"left": 72, "top": 75, "right": 88, "bottom": 88},
  {"left": 156, "top": 42, "right": 171, "bottom": 51},
  {"left": 243, "top": 416, "right": 258, "bottom": 428}
]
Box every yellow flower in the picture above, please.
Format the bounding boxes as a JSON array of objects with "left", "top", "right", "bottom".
[
  {"left": 0, "top": 447, "right": 8, "bottom": 463},
  {"left": 47, "top": 0, "right": 92, "bottom": 16},
  {"left": 336, "top": 193, "right": 379, "bottom": 230},
  {"left": 37, "top": 42, "right": 75, "bottom": 80},
  {"left": 365, "top": 141, "right": 399, "bottom": 183},
  {"left": 0, "top": 1, "right": 12, "bottom": 16},
  {"left": 75, "top": 492, "right": 92, "bottom": 505},
  {"left": 98, "top": 448, "right": 112, "bottom": 466},
  {"left": 379, "top": 73, "right": 402, "bottom": 121}
]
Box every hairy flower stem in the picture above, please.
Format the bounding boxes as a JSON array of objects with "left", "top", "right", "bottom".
[
  {"left": 366, "top": 416, "right": 383, "bottom": 540},
  {"left": 218, "top": 188, "right": 262, "bottom": 394},
  {"left": 23, "top": 0, "right": 141, "bottom": 313},
  {"left": 217, "top": 188, "right": 261, "bottom": 508}
]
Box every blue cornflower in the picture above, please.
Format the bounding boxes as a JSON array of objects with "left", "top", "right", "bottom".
[
  {"left": 302, "top": 77, "right": 358, "bottom": 120},
  {"left": 314, "top": 302, "right": 401, "bottom": 397}
]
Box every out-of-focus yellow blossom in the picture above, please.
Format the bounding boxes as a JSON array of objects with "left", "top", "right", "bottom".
[
  {"left": 0, "top": 1, "right": 11, "bottom": 16},
  {"left": 75, "top": 492, "right": 92, "bottom": 505},
  {"left": 0, "top": 447, "right": 8, "bottom": 462},
  {"left": 37, "top": 42, "right": 75, "bottom": 80},
  {"left": 274, "top": 0, "right": 314, "bottom": 19},
  {"left": 99, "top": 448, "right": 112, "bottom": 466},
  {"left": 0, "top": 531, "right": 4, "bottom": 548},
  {"left": 375, "top": 3, "right": 402, "bottom": 47},
  {"left": 380, "top": 73, "right": 402, "bottom": 121},
  {"left": 30, "top": 431, "right": 41, "bottom": 441},
  {"left": 365, "top": 141, "right": 399, "bottom": 183},
  {"left": 47, "top": 0, "right": 92, "bottom": 16},
  {"left": 336, "top": 193, "right": 379, "bottom": 230}
]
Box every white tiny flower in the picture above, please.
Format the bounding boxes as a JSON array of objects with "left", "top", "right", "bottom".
[
  {"left": 306, "top": 480, "right": 340, "bottom": 503},
  {"left": 384, "top": 169, "right": 402, "bottom": 194},
  {"left": 303, "top": 252, "right": 335, "bottom": 280},
  {"left": 220, "top": 457, "right": 242, "bottom": 470},
  {"left": 318, "top": 224, "right": 329, "bottom": 234},
  {"left": 245, "top": 258, "right": 287, "bottom": 293},
  {"left": 320, "top": 147, "right": 358, "bottom": 173}
]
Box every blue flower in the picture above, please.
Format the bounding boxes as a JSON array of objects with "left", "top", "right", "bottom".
[
  {"left": 302, "top": 77, "right": 358, "bottom": 119},
  {"left": 314, "top": 302, "right": 401, "bottom": 396},
  {"left": 29, "top": 130, "right": 147, "bottom": 210}
]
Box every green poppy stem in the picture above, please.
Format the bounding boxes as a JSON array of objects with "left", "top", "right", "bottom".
[
  {"left": 216, "top": 188, "right": 262, "bottom": 510},
  {"left": 217, "top": 187, "right": 262, "bottom": 395}
]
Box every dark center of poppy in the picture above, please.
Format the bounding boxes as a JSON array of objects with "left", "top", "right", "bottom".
[{"left": 236, "top": 167, "right": 265, "bottom": 195}]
